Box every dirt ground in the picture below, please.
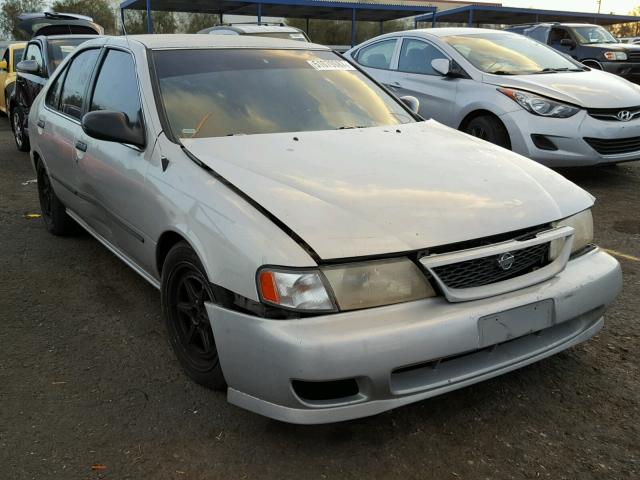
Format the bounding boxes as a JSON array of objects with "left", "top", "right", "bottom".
[{"left": 0, "top": 118, "right": 638, "bottom": 480}]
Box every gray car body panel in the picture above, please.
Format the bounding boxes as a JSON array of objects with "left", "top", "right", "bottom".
[{"left": 28, "top": 34, "right": 621, "bottom": 423}]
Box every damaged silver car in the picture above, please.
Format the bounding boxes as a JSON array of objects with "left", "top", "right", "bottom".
[{"left": 28, "top": 34, "right": 622, "bottom": 424}]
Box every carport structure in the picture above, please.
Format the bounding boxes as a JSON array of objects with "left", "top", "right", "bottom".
[
  {"left": 119, "top": 0, "right": 437, "bottom": 46},
  {"left": 415, "top": 5, "right": 640, "bottom": 28}
]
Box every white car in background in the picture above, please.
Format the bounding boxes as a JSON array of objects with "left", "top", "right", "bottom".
[{"left": 346, "top": 28, "right": 640, "bottom": 167}]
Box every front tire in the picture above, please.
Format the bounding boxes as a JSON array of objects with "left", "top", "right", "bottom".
[
  {"left": 463, "top": 115, "right": 511, "bottom": 150},
  {"left": 161, "top": 242, "right": 226, "bottom": 390},
  {"left": 11, "top": 105, "right": 30, "bottom": 152},
  {"left": 36, "top": 161, "right": 74, "bottom": 235}
]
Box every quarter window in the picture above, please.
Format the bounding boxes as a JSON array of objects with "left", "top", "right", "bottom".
[
  {"left": 90, "top": 49, "right": 143, "bottom": 131},
  {"left": 59, "top": 49, "right": 100, "bottom": 120},
  {"left": 24, "top": 43, "right": 43, "bottom": 72},
  {"left": 398, "top": 39, "right": 447, "bottom": 75},
  {"left": 356, "top": 39, "right": 397, "bottom": 70}
]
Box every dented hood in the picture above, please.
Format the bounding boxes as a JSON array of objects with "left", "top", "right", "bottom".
[{"left": 183, "top": 122, "right": 593, "bottom": 260}]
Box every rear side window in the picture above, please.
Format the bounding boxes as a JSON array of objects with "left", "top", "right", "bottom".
[
  {"left": 90, "top": 49, "right": 143, "bottom": 131},
  {"left": 398, "top": 39, "right": 447, "bottom": 75},
  {"left": 356, "top": 39, "right": 397, "bottom": 69},
  {"left": 59, "top": 49, "right": 100, "bottom": 120}
]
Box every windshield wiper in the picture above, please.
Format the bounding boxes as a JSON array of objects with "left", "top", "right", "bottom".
[
  {"left": 337, "top": 125, "right": 368, "bottom": 130},
  {"left": 534, "top": 67, "right": 584, "bottom": 74},
  {"left": 487, "top": 70, "right": 515, "bottom": 75}
]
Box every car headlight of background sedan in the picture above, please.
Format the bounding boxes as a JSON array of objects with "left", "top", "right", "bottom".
[
  {"left": 258, "top": 258, "right": 435, "bottom": 313},
  {"left": 550, "top": 209, "right": 594, "bottom": 259},
  {"left": 498, "top": 88, "right": 580, "bottom": 118},
  {"left": 604, "top": 51, "right": 628, "bottom": 61}
]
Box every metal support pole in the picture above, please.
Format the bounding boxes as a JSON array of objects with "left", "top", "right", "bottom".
[
  {"left": 219, "top": 13, "right": 223, "bottom": 25},
  {"left": 120, "top": 8, "right": 126, "bottom": 34},
  {"left": 257, "top": 3, "right": 262, "bottom": 24},
  {"left": 351, "top": 8, "right": 356, "bottom": 47},
  {"left": 467, "top": 8, "right": 473, "bottom": 28},
  {"left": 379, "top": 20, "right": 383, "bottom": 35},
  {"left": 414, "top": 19, "right": 418, "bottom": 29},
  {"left": 146, "top": 0, "right": 153, "bottom": 33},
  {"left": 306, "top": 17, "right": 310, "bottom": 34},
  {"left": 432, "top": 12, "right": 436, "bottom": 29}
]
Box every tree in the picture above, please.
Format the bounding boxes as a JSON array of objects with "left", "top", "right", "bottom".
[
  {"left": 123, "top": 9, "right": 178, "bottom": 34},
  {"left": 177, "top": 12, "right": 220, "bottom": 33},
  {"left": 286, "top": 17, "right": 412, "bottom": 46},
  {"left": 51, "top": 0, "right": 116, "bottom": 35},
  {"left": 609, "top": 6, "right": 640, "bottom": 37},
  {"left": 0, "top": 0, "right": 45, "bottom": 40}
]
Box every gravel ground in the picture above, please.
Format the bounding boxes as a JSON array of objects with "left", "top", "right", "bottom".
[{"left": 0, "top": 118, "right": 638, "bottom": 480}]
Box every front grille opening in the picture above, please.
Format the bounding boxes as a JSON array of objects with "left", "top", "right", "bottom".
[
  {"left": 432, "top": 243, "right": 550, "bottom": 290},
  {"left": 292, "top": 378, "right": 359, "bottom": 402},
  {"left": 584, "top": 136, "right": 640, "bottom": 155},
  {"left": 531, "top": 134, "right": 558, "bottom": 151}
]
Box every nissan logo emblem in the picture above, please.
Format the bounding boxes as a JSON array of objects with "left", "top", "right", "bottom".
[
  {"left": 497, "top": 252, "right": 515, "bottom": 271},
  {"left": 617, "top": 110, "right": 633, "bottom": 122}
]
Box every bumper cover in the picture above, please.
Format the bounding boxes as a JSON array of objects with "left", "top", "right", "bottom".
[
  {"left": 207, "top": 249, "right": 622, "bottom": 424},
  {"left": 600, "top": 61, "right": 640, "bottom": 83}
]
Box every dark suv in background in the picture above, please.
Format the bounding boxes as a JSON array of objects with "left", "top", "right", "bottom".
[
  {"left": 11, "top": 12, "right": 101, "bottom": 151},
  {"left": 507, "top": 23, "right": 640, "bottom": 83}
]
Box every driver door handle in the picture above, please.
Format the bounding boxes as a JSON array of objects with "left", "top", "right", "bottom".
[
  {"left": 37, "top": 119, "right": 45, "bottom": 129},
  {"left": 75, "top": 140, "right": 87, "bottom": 152}
]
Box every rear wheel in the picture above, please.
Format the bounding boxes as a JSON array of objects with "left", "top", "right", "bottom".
[
  {"left": 36, "top": 161, "right": 74, "bottom": 235},
  {"left": 11, "top": 105, "right": 30, "bottom": 152},
  {"left": 161, "top": 242, "right": 226, "bottom": 390},
  {"left": 463, "top": 115, "right": 511, "bottom": 150}
]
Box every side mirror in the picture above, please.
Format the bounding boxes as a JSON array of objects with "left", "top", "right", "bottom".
[
  {"left": 0, "top": 60, "right": 7, "bottom": 71},
  {"left": 560, "top": 38, "right": 576, "bottom": 49},
  {"left": 16, "top": 59, "right": 40, "bottom": 74},
  {"left": 82, "top": 111, "right": 145, "bottom": 148},
  {"left": 431, "top": 58, "right": 451, "bottom": 76},
  {"left": 399, "top": 96, "right": 420, "bottom": 114}
]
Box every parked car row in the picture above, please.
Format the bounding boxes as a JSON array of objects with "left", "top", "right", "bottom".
[{"left": 3, "top": 12, "right": 626, "bottom": 424}]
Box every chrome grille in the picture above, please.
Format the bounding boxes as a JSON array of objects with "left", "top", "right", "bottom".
[
  {"left": 627, "top": 51, "right": 640, "bottom": 61},
  {"left": 431, "top": 243, "right": 550, "bottom": 289},
  {"left": 587, "top": 106, "right": 640, "bottom": 121}
]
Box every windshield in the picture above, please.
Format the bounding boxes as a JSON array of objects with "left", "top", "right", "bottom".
[
  {"left": 443, "top": 33, "right": 583, "bottom": 75},
  {"left": 153, "top": 49, "right": 413, "bottom": 139},
  {"left": 12, "top": 47, "right": 24, "bottom": 69},
  {"left": 47, "top": 38, "right": 89, "bottom": 72},
  {"left": 572, "top": 26, "right": 617, "bottom": 44}
]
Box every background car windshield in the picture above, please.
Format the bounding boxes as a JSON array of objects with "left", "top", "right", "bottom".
[
  {"left": 443, "top": 33, "right": 580, "bottom": 75},
  {"left": 47, "top": 38, "right": 88, "bottom": 72},
  {"left": 153, "top": 49, "right": 413, "bottom": 139},
  {"left": 12, "top": 47, "right": 24, "bottom": 68},
  {"left": 572, "top": 26, "right": 617, "bottom": 44}
]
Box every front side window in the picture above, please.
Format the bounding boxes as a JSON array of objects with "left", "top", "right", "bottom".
[
  {"left": 24, "top": 43, "right": 43, "bottom": 71},
  {"left": 90, "top": 49, "right": 143, "bottom": 131},
  {"left": 59, "top": 49, "right": 100, "bottom": 120},
  {"left": 549, "top": 28, "right": 573, "bottom": 46},
  {"left": 398, "top": 39, "right": 447, "bottom": 75},
  {"left": 47, "top": 38, "right": 90, "bottom": 73},
  {"left": 153, "top": 48, "right": 413, "bottom": 139},
  {"left": 443, "top": 33, "right": 582, "bottom": 75},
  {"left": 356, "top": 39, "right": 397, "bottom": 69}
]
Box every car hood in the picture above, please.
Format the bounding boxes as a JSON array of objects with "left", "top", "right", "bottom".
[
  {"left": 585, "top": 42, "right": 640, "bottom": 51},
  {"left": 483, "top": 70, "right": 640, "bottom": 108},
  {"left": 183, "top": 122, "right": 593, "bottom": 260}
]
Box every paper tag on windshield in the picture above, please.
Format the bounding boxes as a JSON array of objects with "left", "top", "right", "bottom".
[{"left": 307, "top": 59, "right": 355, "bottom": 71}]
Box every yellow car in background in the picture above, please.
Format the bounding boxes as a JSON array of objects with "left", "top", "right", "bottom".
[{"left": 0, "top": 42, "right": 26, "bottom": 115}]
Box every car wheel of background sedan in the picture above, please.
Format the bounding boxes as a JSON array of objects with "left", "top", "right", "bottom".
[
  {"left": 161, "top": 242, "right": 226, "bottom": 390},
  {"left": 11, "top": 106, "right": 30, "bottom": 152},
  {"left": 36, "top": 161, "right": 74, "bottom": 235},
  {"left": 464, "top": 115, "right": 511, "bottom": 150}
]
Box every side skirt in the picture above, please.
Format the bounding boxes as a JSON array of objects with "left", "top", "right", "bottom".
[{"left": 66, "top": 208, "right": 161, "bottom": 290}]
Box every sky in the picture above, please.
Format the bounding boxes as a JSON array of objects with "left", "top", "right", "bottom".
[{"left": 497, "top": 0, "right": 638, "bottom": 15}]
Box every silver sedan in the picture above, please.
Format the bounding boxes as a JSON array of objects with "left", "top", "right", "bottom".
[
  {"left": 28, "top": 34, "right": 621, "bottom": 424},
  {"left": 346, "top": 28, "right": 640, "bottom": 167}
]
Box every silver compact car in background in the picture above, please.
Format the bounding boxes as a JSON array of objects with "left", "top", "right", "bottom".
[
  {"left": 346, "top": 28, "right": 640, "bottom": 167},
  {"left": 29, "top": 34, "right": 621, "bottom": 424}
]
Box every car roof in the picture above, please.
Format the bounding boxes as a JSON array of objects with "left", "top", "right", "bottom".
[{"left": 103, "top": 34, "right": 328, "bottom": 50}]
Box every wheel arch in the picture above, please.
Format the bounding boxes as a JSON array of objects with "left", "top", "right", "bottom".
[
  {"left": 156, "top": 230, "right": 213, "bottom": 282},
  {"left": 582, "top": 59, "right": 603, "bottom": 69},
  {"left": 458, "top": 109, "right": 512, "bottom": 149}
]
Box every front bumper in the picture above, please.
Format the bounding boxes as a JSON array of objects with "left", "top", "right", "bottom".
[
  {"left": 600, "top": 61, "right": 640, "bottom": 83},
  {"left": 501, "top": 109, "right": 640, "bottom": 167},
  {"left": 207, "top": 249, "right": 622, "bottom": 424}
]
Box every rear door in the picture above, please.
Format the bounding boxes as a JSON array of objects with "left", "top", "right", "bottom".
[
  {"left": 76, "top": 47, "right": 152, "bottom": 269},
  {"left": 0, "top": 48, "right": 9, "bottom": 111},
  {"left": 388, "top": 37, "right": 458, "bottom": 126}
]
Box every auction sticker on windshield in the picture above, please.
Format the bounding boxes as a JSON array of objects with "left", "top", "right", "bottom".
[{"left": 307, "top": 59, "right": 355, "bottom": 71}]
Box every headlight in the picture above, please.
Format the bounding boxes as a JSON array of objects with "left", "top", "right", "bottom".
[
  {"left": 258, "top": 258, "right": 435, "bottom": 313},
  {"left": 549, "top": 209, "right": 594, "bottom": 259},
  {"left": 498, "top": 88, "right": 580, "bottom": 118},
  {"left": 604, "top": 51, "right": 627, "bottom": 61}
]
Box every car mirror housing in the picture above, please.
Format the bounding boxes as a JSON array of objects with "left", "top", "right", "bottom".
[
  {"left": 431, "top": 58, "right": 451, "bottom": 76},
  {"left": 16, "top": 59, "right": 40, "bottom": 75},
  {"left": 560, "top": 38, "right": 576, "bottom": 49},
  {"left": 0, "top": 59, "right": 7, "bottom": 71},
  {"left": 82, "top": 111, "right": 145, "bottom": 149},
  {"left": 399, "top": 96, "right": 420, "bottom": 114}
]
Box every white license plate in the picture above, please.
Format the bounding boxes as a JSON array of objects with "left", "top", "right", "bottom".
[{"left": 478, "top": 300, "right": 554, "bottom": 348}]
